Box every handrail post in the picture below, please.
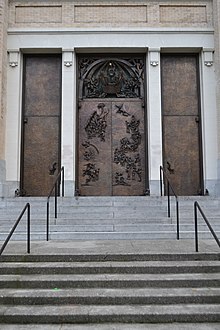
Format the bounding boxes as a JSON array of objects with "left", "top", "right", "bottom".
[
  {"left": 160, "top": 166, "right": 163, "bottom": 196},
  {"left": 194, "top": 202, "right": 199, "bottom": 252},
  {"left": 46, "top": 199, "right": 49, "bottom": 241},
  {"left": 55, "top": 182, "right": 58, "bottom": 219},
  {"left": 27, "top": 203, "right": 30, "bottom": 254},
  {"left": 167, "top": 181, "right": 171, "bottom": 218},
  {"left": 176, "top": 199, "right": 179, "bottom": 240},
  {"left": 62, "top": 166, "right": 64, "bottom": 197}
]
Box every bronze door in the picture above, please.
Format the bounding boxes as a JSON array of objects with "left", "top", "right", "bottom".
[
  {"left": 21, "top": 55, "right": 61, "bottom": 196},
  {"left": 77, "top": 56, "right": 147, "bottom": 196},
  {"left": 161, "top": 54, "right": 203, "bottom": 195}
]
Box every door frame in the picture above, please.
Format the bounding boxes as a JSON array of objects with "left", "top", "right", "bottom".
[
  {"left": 161, "top": 53, "right": 204, "bottom": 195},
  {"left": 75, "top": 53, "right": 149, "bottom": 196},
  {"left": 20, "top": 54, "right": 62, "bottom": 196}
]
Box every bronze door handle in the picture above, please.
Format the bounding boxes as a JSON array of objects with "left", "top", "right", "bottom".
[
  {"left": 167, "top": 161, "right": 174, "bottom": 174},
  {"left": 49, "top": 162, "right": 57, "bottom": 175}
]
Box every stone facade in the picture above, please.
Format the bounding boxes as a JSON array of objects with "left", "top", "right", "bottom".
[
  {"left": 8, "top": 0, "right": 213, "bottom": 28},
  {"left": 1, "top": 0, "right": 220, "bottom": 196}
]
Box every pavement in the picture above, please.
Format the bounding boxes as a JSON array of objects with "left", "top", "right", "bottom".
[
  {"left": 0, "top": 323, "right": 220, "bottom": 329},
  {"left": 0, "top": 239, "right": 220, "bottom": 256}
]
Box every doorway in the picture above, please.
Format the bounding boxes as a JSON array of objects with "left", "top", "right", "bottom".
[
  {"left": 77, "top": 55, "right": 148, "bottom": 196},
  {"left": 161, "top": 54, "right": 203, "bottom": 195},
  {"left": 20, "top": 55, "right": 61, "bottom": 196}
]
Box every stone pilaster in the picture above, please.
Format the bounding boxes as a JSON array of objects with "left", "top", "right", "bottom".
[
  {"left": 213, "top": 0, "right": 220, "bottom": 194},
  {"left": 0, "top": 0, "right": 8, "bottom": 197}
]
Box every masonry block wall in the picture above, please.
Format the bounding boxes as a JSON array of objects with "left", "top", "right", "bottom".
[{"left": 8, "top": 0, "right": 213, "bottom": 28}]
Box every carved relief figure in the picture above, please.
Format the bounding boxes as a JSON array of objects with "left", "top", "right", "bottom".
[
  {"left": 82, "top": 163, "right": 100, "bottom": 186},
  {"left": 85, "top": 103, "right": 109, "bottom": 142},
  {"left": 114, "top": 114, "right": 142, "bottom": 185}
]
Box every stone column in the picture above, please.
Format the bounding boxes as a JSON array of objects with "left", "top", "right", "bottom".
[
  {"left": 148, "top": 48, "right": 162, "bottom": 195},
  {"left": 62, "top": 49, "right": 75, "bottom": 196},
  {"left": 0, "top": 0, "right": 8, "bottom": 197},
  {"left": 6, "top": 49, "right": 20, "bottom": 196},
  {"left": 213, "top": 0, "right": 220, "bottom": 195},
  {"left": 202, "top": 49, "right": 217, "bottom": 194}
]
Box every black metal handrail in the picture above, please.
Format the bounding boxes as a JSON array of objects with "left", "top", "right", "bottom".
[
  {"left": 160, "top": 166, "right": 180, "bottom": 240},
  {"left": 46, "top": 166, "right": 64, "bottom": 241},
  {"left": 0, "top": 203, "right": 31, "bottom": 256},
  {"left": 194, "top": 201, "right": 220, "bottom": 252}
]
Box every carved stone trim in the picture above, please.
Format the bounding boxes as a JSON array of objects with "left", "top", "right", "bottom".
[
  {"left": 63, "top": 50, "right": 74, "bottom": 67},
  {"left": 8, "top": 50, "right": 19, "bottom": 68},
  {"left": 203, "top": 50, "right": 214, "bottom": 67},
  {"left": 149, "top": 49, "right": 160, "bottom": 67}
]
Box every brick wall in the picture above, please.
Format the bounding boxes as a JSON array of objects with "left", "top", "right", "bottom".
[{"left": 8, "top": 0, "right": 213, "bottom": 28}]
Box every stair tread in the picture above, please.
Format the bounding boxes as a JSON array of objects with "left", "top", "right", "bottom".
[
  {"left": 1, "top": 287, "right": 220, "bottom": 297},
  {"left": 1, "top": 273, "right": 220, "bottom": 281},
  {"left": 1, "top": 304, "right": 220, "bottom": 315},
  {"left": 1, "top": 260, "right": 219, "bottom": 269}
]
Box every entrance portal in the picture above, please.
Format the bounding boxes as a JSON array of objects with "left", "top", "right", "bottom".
[{"left": 77, "top": 55, "right": 148, "bottom": 196}]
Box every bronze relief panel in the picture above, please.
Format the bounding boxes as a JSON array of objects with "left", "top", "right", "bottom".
[{"left": 78, "top": 99, "right": 145, "bottom": 196}]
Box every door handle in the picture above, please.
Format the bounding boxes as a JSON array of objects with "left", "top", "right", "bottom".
[
  {"left": 167, "top": 161, "right": 174, "bottom": 174},
  {"left": 49, "top": 162, "right": 57, "bottom": 175}
]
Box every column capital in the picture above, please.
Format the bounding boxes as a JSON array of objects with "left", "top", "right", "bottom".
[
  {"left": 203, "top": 48, "right": 214, "bottom": 67},
  {"left": 62, "top": 49, "right": 75, "bottom": 67},
  {"left": 8, "top": 50, "right": 19, "bottom": 68},
  {"left": 148, "top": 48, "right": 160, "bottom": 67}
]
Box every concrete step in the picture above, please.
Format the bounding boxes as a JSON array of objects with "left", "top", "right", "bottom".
[
  {"left": 0, "top": 196, "right": 219, "bottom": 242},
  {"left": 1, "top": 273, "right": 220, "bottom": 289},
  {"left": 0, "top": 249, "right": 219, "bottom": 324},
  {"left": 0, "top": 304, "right": 220, "bottom": 323},
  {"left": 1, "top": 260, "right": 219, "bottom": 274},
  {"left": 1, "top": 287, "right": 219, "bottom": 305}
]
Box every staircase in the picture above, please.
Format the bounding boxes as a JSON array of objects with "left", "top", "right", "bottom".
[
  {"left": 0, "top": 196, "right": 220, "bottom": 326},
  {"left": 0, "top": 250, "right": 220, "bottom": 324},
  {"left": 0, "top": 196, "right": 220, "bottom": 241}
]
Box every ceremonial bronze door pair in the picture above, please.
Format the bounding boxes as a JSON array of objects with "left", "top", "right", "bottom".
[{"left": 77, "top": 56, "right": 147, "bottom": 196}]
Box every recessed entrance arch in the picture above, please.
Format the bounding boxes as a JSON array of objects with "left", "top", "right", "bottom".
[{"left": 76, "top": 54, "right": 148, "bottom": 196}]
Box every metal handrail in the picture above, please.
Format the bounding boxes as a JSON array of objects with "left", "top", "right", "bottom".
[
  {"left": 160, "top": 166, "right": 180, "bottom": 240},
  {"left": 0, "top": 203, "right": 31, "bottom": 256},
  {"left": 194, "top": 201, "right": 220, "bottom": 252},
  {"left": 46, "top": 166, "right": 64, "bottom": 241}
]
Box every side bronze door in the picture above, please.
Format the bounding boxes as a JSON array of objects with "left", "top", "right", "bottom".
[
  {"left": 21, "top": 55, "right": 61, "bottom": 196},
  {"left": 161, "top": 54, "right": 203, "bottom": 195}
]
